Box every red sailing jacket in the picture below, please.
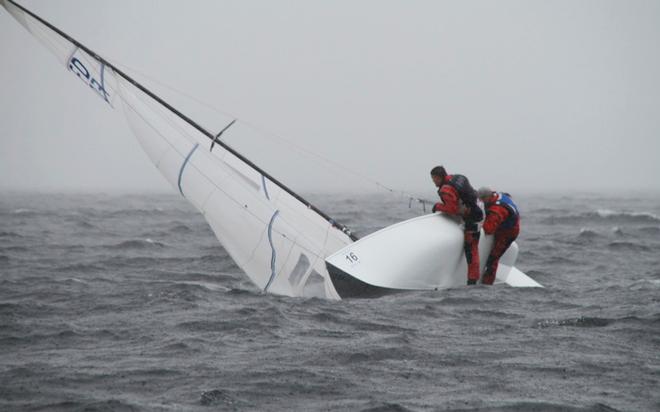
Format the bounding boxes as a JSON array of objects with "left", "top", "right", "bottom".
[
  {"left": 434, "top": 175, "right": 461, "bottom": 215},
  {"left": 482, "top": 193, "right": 519, "bottom": 234}
]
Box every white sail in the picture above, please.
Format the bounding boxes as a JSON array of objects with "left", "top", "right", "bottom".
[
  {"left": 2, "top": 0, "right": 353, "bottom": 299},
  {"left": 116, "top": 78, "right": 353, "bottom": 299}
]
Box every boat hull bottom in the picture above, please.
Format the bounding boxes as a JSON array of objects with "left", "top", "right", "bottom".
[{"left": 326, "top": 262, "right": 401, "bottom": 299}]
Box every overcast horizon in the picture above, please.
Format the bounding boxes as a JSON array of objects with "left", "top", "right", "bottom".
[
  {"left": 2, "top": 0, "right": 659, "bottom": 197},
  {"left": 2, "top": 185, "right": 660, "bottom": 198}
]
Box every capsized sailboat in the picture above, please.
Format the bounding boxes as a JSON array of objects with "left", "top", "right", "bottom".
[{"left": 2, "top": 0, "right": 541, "bottom": 300}]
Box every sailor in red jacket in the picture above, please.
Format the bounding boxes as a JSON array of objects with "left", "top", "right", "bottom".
[
  {"left": 477, "top": 187, "right": 520, "bottom": 285},
  {"left": 430, "top": 166, "right": 484, "bottom": 285}
]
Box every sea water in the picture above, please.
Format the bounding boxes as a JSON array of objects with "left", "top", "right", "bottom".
[{"left": 1, "top": 192, "right": 658, "bottom": 411}]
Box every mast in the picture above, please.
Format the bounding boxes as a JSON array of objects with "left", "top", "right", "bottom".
[{"left": 5, "top": 0, "right": 358, "bottom": 241}]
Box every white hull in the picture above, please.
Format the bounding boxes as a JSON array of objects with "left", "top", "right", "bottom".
[{"left": 325, "top": 213, "right": 542, "bottom": 297}]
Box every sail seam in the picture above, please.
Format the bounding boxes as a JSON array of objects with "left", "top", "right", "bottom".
[
  {"left": 66, "top": 46, "right": 79, "bottom": 68},
  {"left": 264, "top": 210, "right": 280, "bottom": 292},
  {"left": 100, "top": 62, "right": 108, "bottom": 103},
  {"left": 177, "top": 143, "right": 200, "bottom": 197},
  {"left": 261, "top": 175, "right": 270, "bottom": 200}
]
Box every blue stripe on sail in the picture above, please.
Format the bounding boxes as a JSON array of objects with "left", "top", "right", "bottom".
[
  {"left": 264, "top": 210, "right": 280, "bottom": 292},
  {"left": 178, "top": 143, "right": 200, "bottom": 197},
  {"left": 100, "top": 62, "right": 109, "bottom": 103},
  {"left": 261, "top": 174, "right": 270, "bottom": 200}
]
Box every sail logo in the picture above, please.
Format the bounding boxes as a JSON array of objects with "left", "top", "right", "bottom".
[{"left": 68, "top": 56, "right": 110, "bottom": 104}]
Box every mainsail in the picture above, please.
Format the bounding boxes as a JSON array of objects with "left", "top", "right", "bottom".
[{"left": 2, "top": 0, "right": 356, "bottom": 299}]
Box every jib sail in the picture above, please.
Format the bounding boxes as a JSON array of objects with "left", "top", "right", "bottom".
[{"left": 2, "top": 0, "right": 355, "bottom": 299}]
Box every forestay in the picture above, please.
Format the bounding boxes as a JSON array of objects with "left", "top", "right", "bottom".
[{"left": 2, "top": 0, "right": 354, "bottom": 299}]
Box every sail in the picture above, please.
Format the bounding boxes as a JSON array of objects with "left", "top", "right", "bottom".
[{"left": 2, "top": 0, "right": 354, "bottom": 299}]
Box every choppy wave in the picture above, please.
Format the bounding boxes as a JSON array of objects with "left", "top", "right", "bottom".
[
  {"left": 168, "top": 223, "right": 193, "bottom": 233},
  {"left": 536, "top": 316, "right": 614, "bottom": 328},
  {"left": 107, "top": 207, "right": 170, "bottom": 218},
  {"left": 577, "top": 228, "right": 602, "bottom": 239},
  {"left": 53, "top": 263, "right": 106, "bottom": 273},
  {"left": 440, "top": 402, "right": 623, "bottom": 412},
  {"left": 0, "top": 245, "right": 29, "bottom": 253},
  {"left": 0, "top": 231, "right": 23, "bottom": 238},
  {"left": 140, "top": 223, "right": 195, "bottom": 238},
  {"left": 596, "top": 209, "right": 659, "bottom": 221},
  {"left": 97, "top": 255, "right": 190, "bottom": 268},
  {"left": 11, "top": 208, "right": 35, "bottom": 215},
  {"left": 72, "top": 219, "right": 98, "bottom": 230},
  {"left": 543, "top": 209, "right": 660, "bottom": 225},
  {"left": 530, "top": 206, "right": 570, "bottom": 213},
  {"left": 638, "top": 226, "right": 660, "bottom": 235},
  {"left": 628, "top": 279, "right": 660, "bottom": 291},
  {"left": 200, "top": 389, "right": 242, "bottom": 407},
  {"left": 611, "top": 226, "right": 625, "bottom": 236},
  {"left": 360, "top": 402, "right": 414, "bottom": 412},
  {"left": 1, "top": 327, "right": 123, "bottom": 347},
  {"left": 26, "top": 399, "right": 140, "bottom": 412},
  {"left": 607, "top": 241, "right": 651, "bottom": 252},
  {"left": 171, "top": 280, "right": 231, "bottom": 292},
  {"left": 535, "top": 315, "right": 659, "bottom": 329},
  {"left": 107, "top": 239, "right": 168, "bottom": 250}
]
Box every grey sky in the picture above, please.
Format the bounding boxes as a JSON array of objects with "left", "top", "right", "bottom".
[{"left": 1, "top": 0, "right": 659, "bottom": 195}]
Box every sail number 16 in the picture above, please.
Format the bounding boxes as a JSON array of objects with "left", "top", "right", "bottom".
[{"left": 345, "top": 252, "right": 359, "bottom": 265}]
